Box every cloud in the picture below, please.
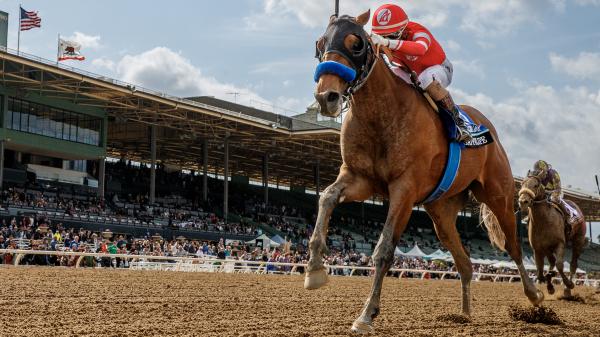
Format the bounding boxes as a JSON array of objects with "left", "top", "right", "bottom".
[
  {"left": 549, "top": 0, "right": 567, "bottom": 11},
  {"left": 413, "top": 12, "right": 448, "bottom": 28},
  {"left": 103, "top": 47, "right": 307, "bottom": 114},
  {"left": 549, "top": 52, "right": 600, "bottom": 80},
  {"left": 452, "top": 59, "right": 486, "bottom": 79},
  {"left": 445, "top": 40, "right": 461, "bottom": 53},
  {"left": 274, "top": 96, "right": 303, "bottom": 113},
  {"left": 458, "top": 1, "right": 535, "bottom": 37},
  {"left": 113, "top": 47, "right": 267, "bottom": 103},
  {"left": 248, "top": 0, "right": 549, "bottom": 36},
  {"left": 453, "top": 84, "right": 600, "bottom": 193},
  {"left": 249, "top": 57, "right": 310, "bottom": 74},
  {"left": 64, "top": 32, "right": 102, "bottom": 50},
  {"left": 91, "top": 57, "right": 115, "bottom": 71},
  {"left": 575, "top": 0, "right": 600, "bottom": 5}
]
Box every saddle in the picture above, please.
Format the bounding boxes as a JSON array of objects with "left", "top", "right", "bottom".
[
  {"left": 383, "top": 55, "right": 493, "bottom": 149},
  {"left": 547, "top": 199, "right": 584, "bottom": 240}
]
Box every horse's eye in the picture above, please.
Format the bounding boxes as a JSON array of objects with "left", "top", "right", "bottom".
[{"left": 351, "top": 37, "right": 364, "bottom": 53}]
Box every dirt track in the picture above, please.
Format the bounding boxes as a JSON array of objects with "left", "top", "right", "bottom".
[{"left": 1, "top": 267, "right": 599, "bottom": 337}]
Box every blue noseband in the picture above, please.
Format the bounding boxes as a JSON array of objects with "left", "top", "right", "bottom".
[{"left": 314, "top": 61, "right": 357, "bottom": 83}]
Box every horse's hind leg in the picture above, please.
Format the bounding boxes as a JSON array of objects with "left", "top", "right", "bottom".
[
  {"left": 351, "top": 180, "right": 414, "bottom": 334},
  {"left": 546, "top": 254, "right": 557, "bottom": 295},
  {"left": 472, "top": 183, "right": 544, "bottom": 306},
  {"left": 425, "top": 191, "right": 473, "bottom": 316},
  {"left": 305, "top": 167, "right": 372, "bottom": 290},
  {"left": 567, "top": 234, "right": 586, "bottom": 296}
]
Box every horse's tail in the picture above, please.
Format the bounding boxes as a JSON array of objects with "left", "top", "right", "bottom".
[{"left": 480, "top": 203, "right": 507, "bottom": 252}]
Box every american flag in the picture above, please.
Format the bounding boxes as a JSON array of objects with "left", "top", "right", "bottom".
[{"left": 20, "top": 7, "right": 41, "bottom": 31}]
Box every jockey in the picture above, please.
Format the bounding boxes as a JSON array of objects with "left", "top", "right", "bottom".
[
  {"left": 532, "top": 160, "right": 577, "bottom": 231},
  {"left": 369, "top": 4, "right": 471, "bottom": 143}
]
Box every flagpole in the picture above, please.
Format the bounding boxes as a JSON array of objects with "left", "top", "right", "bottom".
[
  {"left": 57, "top": 33, "right": 60, "bottom": 64},
  {"left": 17, "top": 4, "right": 21, "bottom": 53}
]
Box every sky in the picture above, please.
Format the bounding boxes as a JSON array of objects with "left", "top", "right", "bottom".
[{"left": 3, "top": 1, "right": 600, "bottom": 239}]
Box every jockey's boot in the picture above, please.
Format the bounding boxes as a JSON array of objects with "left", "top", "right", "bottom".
[
  {"left": 425, "top": 81, "right": 473, "bottom": 143},
  {"left": 556, "top": 200, "right": 573, "bottom": 237}
]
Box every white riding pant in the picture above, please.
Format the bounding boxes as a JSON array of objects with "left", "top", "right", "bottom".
[{"left": 418, "top": 59, "right": 453, "bottom": 90}]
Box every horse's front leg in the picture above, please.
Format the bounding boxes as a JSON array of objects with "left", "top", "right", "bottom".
[
  {"left": 304, "top": 167, "right": 372, "bottom": 290},
  {"left": 554, "top": 244, "right": 575, "bottom": 292},
  {"left": 533, "top": 252, "right": 545, "bottom": 284},
  {"left": 351, "top": 181, "right": 414, "bottom": 334}
]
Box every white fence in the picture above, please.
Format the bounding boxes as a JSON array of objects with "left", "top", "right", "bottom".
[{"left": 1, "top": 249, "right": 598, "bottom": 287}]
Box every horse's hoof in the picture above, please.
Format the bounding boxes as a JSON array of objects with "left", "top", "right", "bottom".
[
  {"left": 528, "top": 289, "right": 545, "bottom": 306},
  {"left": 304, "top": 268, "right": 328, "bottom": 290},
  {"left": 351, "top": 320, "right": 374, "bottom": 334},
  {"left": 563, "top": 288, "right": 572, "bottom": 298},
  {"left": 547, "top": 285, "right": 555, "bottom": 295}
]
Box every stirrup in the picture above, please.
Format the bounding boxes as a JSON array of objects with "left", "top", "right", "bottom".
[{"left": 456, "top": 127, "right": 472, "bottom": 143}]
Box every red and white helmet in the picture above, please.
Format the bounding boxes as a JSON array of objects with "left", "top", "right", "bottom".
[{"left": 371, "top": 4, "right": 409, "bottom": 35}]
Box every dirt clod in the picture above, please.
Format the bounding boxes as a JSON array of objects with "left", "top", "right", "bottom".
[
  {"left": 436, "top": 313, "right": 471, "bottom": 324},
  {"left": 558, "top": 294, "right": 586, "bottom": 303},
  {"left": 508, "top": 305, "right": 563, "bottom": 325}
]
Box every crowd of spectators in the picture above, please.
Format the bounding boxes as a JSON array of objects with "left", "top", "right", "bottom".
[
  {"left": 0, "top": 161, "right": 596, "bottom": 281},
  {"left": 0, "top": 216, "right": 527, "bottom": 281}
]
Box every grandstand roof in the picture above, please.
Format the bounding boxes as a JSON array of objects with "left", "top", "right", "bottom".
[{"left": 0, "top": 49, "right": 598, "bottom": 220}]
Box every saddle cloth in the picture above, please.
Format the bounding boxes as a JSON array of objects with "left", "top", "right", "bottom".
[
  {"left": 551, "top": 199, "right": 584, "bottom": 225},
  {"left": 387, "top": 59, "right": 493, "bottom": 149}
]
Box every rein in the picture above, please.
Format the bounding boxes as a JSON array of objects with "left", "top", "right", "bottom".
[
  {"left": 348, "top": 43, "right": 382, "bottom": 94},
  {"left": 519, "top": 176, "right": 547, "bottom": 205}
]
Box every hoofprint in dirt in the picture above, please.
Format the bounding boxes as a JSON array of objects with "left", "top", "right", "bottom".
[{"left": 1, "top": 267, "right": 598, "bottom": 337}]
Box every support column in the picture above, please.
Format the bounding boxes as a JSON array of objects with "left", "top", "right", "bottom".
[
  {"left": 150, "top": 125, "right": 157, "bottom": 204},
  {"left": 202, "top": 138, "right": 208, "bottom": 202},
  {"left": 0, "top": 140, "right": 4, "bottom": 191},
  {"left": 314, "top": 159, "right": 320, "bottom": 211},
  {"left": 98, "top": 157, "right": 106, "bottom": 199},
  {"left": 223, "top": 136, "right": 229, "bottom": 223},
  {"left": 589, "top": 221, "right": 593, "bottom": 242},
  {"left": 262, "top": 153, "right": 269, "bottom": 204},
  {"left": 361, "top": 201, "right": 365, "bottom": 230}
]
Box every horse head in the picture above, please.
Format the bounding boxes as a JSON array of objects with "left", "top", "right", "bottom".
[
  {"left": 518, "top": 172, "right": 546, "bottom": 212},
  {"left": 313, "top": 10, "right": 371, "bottom": 117}
]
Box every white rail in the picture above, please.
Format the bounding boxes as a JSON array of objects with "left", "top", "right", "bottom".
[{"left": 1, "top": 249, "right": 598, "bottom": 287}]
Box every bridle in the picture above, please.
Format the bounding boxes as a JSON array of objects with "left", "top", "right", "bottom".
[
  {"left": 314, "top": 15, "right": 380, "bottom": 99},
  {"left": 519, "top": 175, "right": 546, "bottom": 205}
]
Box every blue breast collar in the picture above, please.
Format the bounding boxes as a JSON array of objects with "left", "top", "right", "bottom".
[{"left": 421, "top": 140, "right": 462, "bottom": 204}]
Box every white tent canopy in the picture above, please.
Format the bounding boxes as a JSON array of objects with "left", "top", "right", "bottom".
[
  {"left": 394, "top": 247, "right": 404, "bottom": 257},
  {"left": 398, "top": 244, "right": 427, "bottom": 258},
  {"left": 245, "top": 234, "right": 280, "bottom": 248},
  {"left": 270, "top": 234, "right": 287, "bottom": 245},
  {"left": 425, "top": 249, "right": 447, "bottom": 260}
]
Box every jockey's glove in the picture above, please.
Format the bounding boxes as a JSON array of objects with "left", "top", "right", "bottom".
[{"left": 370, "top": 33, "right": 390, "bottom": 47}]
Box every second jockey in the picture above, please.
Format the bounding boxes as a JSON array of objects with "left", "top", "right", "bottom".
[
  {"left": 369, "top": 4, "right": 472, "bottom": 143},
  {"left": 532, "top": 160, "right": 581, "bottom": 235}
]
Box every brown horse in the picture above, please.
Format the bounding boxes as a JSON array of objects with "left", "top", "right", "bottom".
[
  {"left": 306, "top": 11, "right": 543, "bottom": 333},
  {"left": 518, "top": 174, "right": 587, "bottom": 297}
]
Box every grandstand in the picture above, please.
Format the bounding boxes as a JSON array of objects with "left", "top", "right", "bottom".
[{"left": 0, "top": 47, "right": 598, "bottom": 271}]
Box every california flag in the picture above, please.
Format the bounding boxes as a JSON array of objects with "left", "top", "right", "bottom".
[{"left": 58, "top": 38, "right": 85, "bottom": 61}]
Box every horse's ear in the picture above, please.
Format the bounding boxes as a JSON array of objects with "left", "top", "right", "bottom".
[
  {"left": 329, "top": 14, "right": 337, "bottom": 25},
  {"left": 356, "top": 9, "right": 370, "bottom": 26}
]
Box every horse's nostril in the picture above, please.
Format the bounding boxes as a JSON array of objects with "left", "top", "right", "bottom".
[{"left": 326, "top": 91, "right": 340, "bottom": 103}]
